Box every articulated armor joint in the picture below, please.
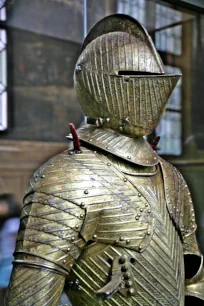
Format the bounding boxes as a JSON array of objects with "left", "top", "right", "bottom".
[
  {"left": 5, "top": 14, "right": 203, "bottom": 306},
  {"left": 13, "top": 251, "right": 70, "bottom": 277}
]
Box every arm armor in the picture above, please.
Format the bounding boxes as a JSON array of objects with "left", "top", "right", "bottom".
[
  {"left": 159, "top": 158, "right": 204, "bottom": 303},
  {"left": 184, "top": 233, "right": 204, "bottom": 304},
  {"left": 5, "top": 152, "right": 86, "bottom": 306},
  {"left": 181, "top": 178, "right": 204, "bottom": 303}
]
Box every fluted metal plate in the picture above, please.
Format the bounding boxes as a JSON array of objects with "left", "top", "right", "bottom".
[
  {"left": 81, "top": 14, "right": 164, "bottom": 74},
  {"left": 75, "top": 68, "right": 180, "bottom": 136},
  {"left": 68, "top": 125, "right": 159, "bottom": 166}
]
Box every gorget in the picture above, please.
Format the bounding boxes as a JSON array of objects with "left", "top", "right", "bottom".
[{"left": 73, "top": 124, "right": 159, "bottom": 167}]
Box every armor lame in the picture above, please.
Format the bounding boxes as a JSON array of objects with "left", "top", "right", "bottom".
[{"left": 5, "top": 14, "right": 204, "bottom": 306}]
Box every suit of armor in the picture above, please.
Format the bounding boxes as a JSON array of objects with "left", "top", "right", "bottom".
[{"left": 5, "top": 14, "right": 204, "bottom": 306}]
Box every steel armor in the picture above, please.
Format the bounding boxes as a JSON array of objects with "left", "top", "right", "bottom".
[{"left": 5, "top": 14, "right": 204, "bottom": 306}]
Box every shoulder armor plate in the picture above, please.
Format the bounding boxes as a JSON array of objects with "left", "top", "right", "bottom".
[{"left": 159, "top": 157, "right": 196, "bottom": 239}]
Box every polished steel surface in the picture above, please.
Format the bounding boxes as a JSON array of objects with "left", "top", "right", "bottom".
[
  {"left": 74, "top": 21, "right": 180, "bottom": 136},
  {"left": 75, "top": 124, "right": 159, "bottom": 166},
  {"left": 5, "top": 13, "right": 203, "bottom": 306}
]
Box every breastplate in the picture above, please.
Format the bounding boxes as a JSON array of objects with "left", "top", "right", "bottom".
[{"left": 65, "top": 154, "right": 185, "bottom": 306}]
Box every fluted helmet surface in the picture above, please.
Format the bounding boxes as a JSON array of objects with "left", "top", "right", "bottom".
[{"left": 74, "top": 14, "right": 181, "bottom": 136}]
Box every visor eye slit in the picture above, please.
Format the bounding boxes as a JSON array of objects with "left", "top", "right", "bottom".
[{"left": 118, "top": 70, "right": 162, "bottom": 76}]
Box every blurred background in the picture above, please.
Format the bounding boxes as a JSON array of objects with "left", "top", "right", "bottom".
[{"left": 0, "top": 0, "right": 203, "bottom": 300}]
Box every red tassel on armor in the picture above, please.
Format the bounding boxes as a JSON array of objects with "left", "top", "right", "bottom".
[
  {"left": 151, "top": 136, "right": 160, "bottom": 151},
  {"left": 69, "top": 123, "right": 81, "bottom": 154}
]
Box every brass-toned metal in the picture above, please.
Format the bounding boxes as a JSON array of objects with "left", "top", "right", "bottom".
[
  {"left": 74, "top": 15, "right": 181, "bottom": 137},
  {"left": 96, "top": 254, "right": 137, "bottom": 300},
  {"left": 68, "top": 124, "right": 159, "bottom": 166},
  {"left": 5, "top": 14, "right": 203, "bottom": 306},
  {"left": 185, "top": 263, "right": 204, "bottom": 301}
]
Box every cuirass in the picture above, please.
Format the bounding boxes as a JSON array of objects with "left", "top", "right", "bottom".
[{"left": 66, "top": 155, "right": 185, "bottom": 306}]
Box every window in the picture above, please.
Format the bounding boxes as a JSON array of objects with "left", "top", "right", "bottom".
[
  {"left": 117, "top": 0, "right": 146, "bottom": 24},
  {"left": 0, "top": 0, "right": 7, "bottom": 131}
]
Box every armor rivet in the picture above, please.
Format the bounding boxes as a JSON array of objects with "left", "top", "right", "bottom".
[
  {"left": 67, "top": 248, "right": 70, "bottom": 252},
  {"left": 80, "top": 202, "right": 85, "bottom": 208},
  {"left": 192, "top": 213, "right": 195, "bottom": 217},
  {"left": 75, "top": 65, "right": 81, "bottom": 73},
  {"left": 192, "top": 218, "right": 195, "bottom": 222},
  {"left": 190, "top": 200, "right": 192, "bottom": 203},
  {"left": 124, "top": 272, "right": 130, "bottom": 280},
  {"left": 63, "top": 260, "right": 66, "bottom": 263},
  {"left": 125, "top": 280, "right": 133, "bottom": 288},
  {"left": 166, "top": 187, "right": 169, "bottom": 190},
  {"left": 75, "top": 279, "right": 79, "bottom": 285},
  {"left": 123, "top": 178, "right": 127, "bottom": 182},
  {"left": 127, "top": 156, "right": 131, "bottom": 160},
  {"left": 119, "top": 126, "right": 123, "bottom": 131},
  {"left": 173, "top": 206, "right": 176, "bottom": 209},
  {"left": 145, "top": 203, "right": 148, "bottom": 207},
  {"left": 106, "top": 117, "right": 110, "bottom": 122},
  {"left": 75, "top": 225, "right": 79, "bottom": 229},
  {"left": 71, "top": 237, "right": 75, "bottom": 242},
  {"left": 140, "top": 208, "right": 143, "bottom": 212},
  {"left": 138, "top": 193, "right": 142, "bottom": 197},
  {"left": 84, "top": 189, "right": 89, "bottom": 194},
  {"left": 128, "top": 288, "right": 135, "bottom": 295},
  {"left": 129, "top": 257, "right": 136, "bottom": 264},
  {"left": 135, "top": 216, "right": 139, "bottom": 220},
  {"left": 119, "top": 256, "right": 126, "bottom": 264},
  {"left": 94, "top": 151, "right": 97, "bottom": 154},
  {"left": 167, "top": 195, "right": 169, "bottom": 198},
  {"left": 191, "top": 209, "right": 194, "bottom": 212},
  {"left": 192, "top": 225, "right": 195, "bottom": 228},
  {"left": 106, "top": 146, "right": 110, "bottom": 150},
  {"left": 126, "top": 239, "right": 130, "bottom": 244},
  {"left": 147, "top": 231, "right": 151, "bottom": 235},
  {"left": 148, "top": 209, "right": 151, "bottom": 213},
  {"left": 176, "top": 209, "right": 179, "bottom": 212},
  {"left": 137, "top": 213, "right": 141, "bottom": 217},
  {"left": 120, "top": 236, "right": 124, "bottom": 241},
  {"left": 89, "top": 139, "right": 93, "bottom": 142},
  {"left": 154, "top": 157, "right": 157, "bottom": 160},
  {"left": 188, "top": 192, "right": 190, "bottom": 195},
  {"left": 107, "top": 163, "right": 111, "bottom": 166},
  {"left": 123, "top": 117, "right": 130, "bottom": 124},
  {"left": 115, "top": 240, "right": 119, "bottom": 244},
  {"left": 80, "top": 214, "right": 84, "bottom": 219},
  {"left": 41, "top": 174, "right": 45, "bottom": 178},
  {"left": 146, "top": 160, "right": 149, "bottom": 163},
  {"left": 93, "top": 234, "right": 97, "bottom": 239},
  {"left": 121, "top": 265, "right": 128, "bottom": 272}
]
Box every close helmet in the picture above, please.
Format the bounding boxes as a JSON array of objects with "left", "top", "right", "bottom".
[{"left": 74, "top": 14, "right": 181, "bottom": 137}]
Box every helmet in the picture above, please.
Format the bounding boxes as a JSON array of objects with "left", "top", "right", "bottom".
[{"left": 74, "top": 14, "right": 181, "bottom": 136}]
